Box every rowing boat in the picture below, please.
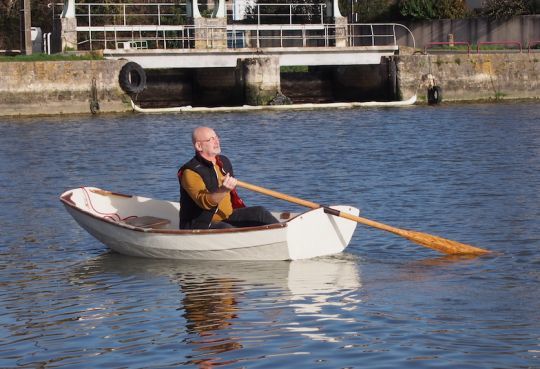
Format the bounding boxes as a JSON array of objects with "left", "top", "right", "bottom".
[{"left": 60, "top": 187, "right": 359, "bottom": 260}]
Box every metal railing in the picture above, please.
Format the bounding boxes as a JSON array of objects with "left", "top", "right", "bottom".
[
  {"left": 76, "top": 23, "right": 414, "bottom": 51},
  {"left": 423, "top": 40, "right": 533, "bottom": 54},
  {"left": 74, "top": 2, "right": 328, "bottom": 27},
  {"left": 71, "top": 2, "right": 415, "bottom": 51},
  {"left": 254, "top": 3, "right": 326, "bottom": 25},
  {"left": 75, "top": 2, "right": 188, "bottom": 27},
  {"left": 348, "top": 23, "right": 415, "bottom": 48}
]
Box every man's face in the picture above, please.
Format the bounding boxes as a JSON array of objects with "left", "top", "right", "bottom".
[{"left": 194, "top": 128, "right": 221, "bottom": 158}]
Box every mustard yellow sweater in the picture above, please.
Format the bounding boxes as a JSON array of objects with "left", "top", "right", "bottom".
[{"left": 180, "top": 165, "right": 233, "bottom": 222}]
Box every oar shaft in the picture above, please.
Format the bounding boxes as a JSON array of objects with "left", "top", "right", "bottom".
[
  {"left": 237, "top": 180, "right": 396, "bottom": 232},
  {"left": 236, "top": 180, "right": 320, "bottom": 209},
  {"left": 236, "top": 179, "right": 490, "bottom": 256}
]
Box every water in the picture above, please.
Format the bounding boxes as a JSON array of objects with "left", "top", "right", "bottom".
[{"left": 1, "top": 102, "right": 539, "bottom": 368}]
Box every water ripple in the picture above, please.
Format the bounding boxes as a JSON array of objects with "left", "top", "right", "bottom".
[{"left": 1, "top": 102, "right": 540, "bottom": 368}]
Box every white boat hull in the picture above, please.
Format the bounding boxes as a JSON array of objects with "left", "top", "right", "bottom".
[{"left": 61, "top": 187, "right": 359, "bottom": 260}]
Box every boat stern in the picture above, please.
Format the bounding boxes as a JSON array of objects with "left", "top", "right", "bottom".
[{"left": 285, "top": 206, "right": 359, "bottom": 260}]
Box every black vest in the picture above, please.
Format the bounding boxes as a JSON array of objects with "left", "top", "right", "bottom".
[{"left": 178, "top": 154, "right": 234, "bottom": 229}]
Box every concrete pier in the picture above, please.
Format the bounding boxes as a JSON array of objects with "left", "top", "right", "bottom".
[{"left": 241, "top": 57, "right": 281, "bottom": 106}]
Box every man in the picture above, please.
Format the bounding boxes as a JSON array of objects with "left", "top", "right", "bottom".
[{"left": 178, "top": 126, "right": 279, "bottom": 229}]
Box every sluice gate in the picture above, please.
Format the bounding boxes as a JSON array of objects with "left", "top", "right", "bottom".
[{"left": 59, "top": 1, "right": 415, "bottom": 108}]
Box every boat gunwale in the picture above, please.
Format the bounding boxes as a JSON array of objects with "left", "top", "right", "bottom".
[{"left": 60, "top": 190, "right": 288, "bottom": 235}]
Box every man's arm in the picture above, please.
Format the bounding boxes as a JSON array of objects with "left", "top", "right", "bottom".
[{"left": 181, "top": 169, "right": 236, "bottom": 209}]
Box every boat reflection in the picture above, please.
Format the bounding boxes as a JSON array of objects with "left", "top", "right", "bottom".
[{"left": 70, "top": 253, "right": 362, "bottom": 366}]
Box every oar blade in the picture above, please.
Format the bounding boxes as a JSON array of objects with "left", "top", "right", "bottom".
[
  {"left": 401, "top": 229, "right": 490, "bottom": 256},
  {"left": 340, "top": 212, "right": 490, "bottom": 255}
]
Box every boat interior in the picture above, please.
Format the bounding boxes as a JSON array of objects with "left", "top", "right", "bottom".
[{"left": 61, "top": 187, "right": 296, "bottom": 231}]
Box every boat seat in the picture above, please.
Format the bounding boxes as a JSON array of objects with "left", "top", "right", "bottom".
[{"left": 123, "top": 216, "right": 170, "bottom": 229}]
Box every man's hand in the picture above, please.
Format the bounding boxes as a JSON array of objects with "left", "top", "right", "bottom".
[{"left": 220, "top": 173, "right": 237, "bottom": 192}]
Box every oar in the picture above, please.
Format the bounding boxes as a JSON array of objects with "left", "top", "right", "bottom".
[{"left": 236, "top": 179, "right": 490, "bottom": 256}]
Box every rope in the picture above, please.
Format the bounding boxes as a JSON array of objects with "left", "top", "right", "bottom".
[{"left": 80, "top": 187, "right": 137, "bottom": 222}]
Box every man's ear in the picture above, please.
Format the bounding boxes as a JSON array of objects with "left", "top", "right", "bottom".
[{"left": 194, "top": 142, "right": 202, "bottom": 152}]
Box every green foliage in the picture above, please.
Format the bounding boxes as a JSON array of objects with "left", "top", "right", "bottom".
[
  {"left": 438, "top": 0, "right": 468, "bottom": 18},
  {"left": 399, "top": 0, "right": 436, "bottom": 19},
  {"left": 0, "top": 1, "right": 57, "bottom": 50},
  {"left": 0, "top": 52, "right": 104, "bottom": 62},
  {"left": 280, "top": 65, "right": 309, "bottom": 73},
  {"left": 351, "top": 0, "right": 400, "bottom": 22},
  {"left": 481, "top": 0, "right": 531, "bottom": 19},
  {"left": 398, "top": 0, "right": 467, "bottom": 20}
]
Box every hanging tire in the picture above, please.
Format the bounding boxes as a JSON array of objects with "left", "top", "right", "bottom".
[
  {"left": 428, "top": 86, "right": 442, "bottom": 105},
  {"left": 119, "top": 62, "right": 146, "bottom": 94}
]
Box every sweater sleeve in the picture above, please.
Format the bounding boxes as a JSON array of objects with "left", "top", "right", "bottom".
[
  {"left": 181, "top": 169, "right": 219, "bottom": 210},
  {"left": 181, "top": 167, "right": 234, "bottom": 221}
]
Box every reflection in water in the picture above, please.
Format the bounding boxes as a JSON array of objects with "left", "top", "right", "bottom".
[
  {"left": 69, "top": 253, "right": 362, "bottom": 366},
  {"left": 181, "top": 275, "right": 243, "bottom": 368}
]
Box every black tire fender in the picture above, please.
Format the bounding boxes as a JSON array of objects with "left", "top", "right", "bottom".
[
  {"left": 119, "top": 62, "right": 146, "bottom": 94},
  {"left": 428, "top": 86, "right": 442, "bottom": 105}
]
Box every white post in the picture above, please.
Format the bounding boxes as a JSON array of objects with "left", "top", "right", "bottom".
[
  {"left": 212, "top": 0, "right": 226, "bottom": 18},
  {"left": 187, "top": 0, "right": 202, "bottom": 18},
  {"left": 61, "top": 0, "right": 75, "bottom": 18},
  {"left": 332, "top": 0, "right": 342, "bottom": 17}
]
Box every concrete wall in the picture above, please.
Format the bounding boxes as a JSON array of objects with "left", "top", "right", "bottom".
[
  {"left": 0, "top": 60, "right": 131, "bottom": 117},
  {"left": 0, "top": 53, "right": 538, "bottom": 116},
  {"left": 397, "top": 15, "right": 540, "bottom": 49},
  {"left": 397, "top": 53, "right": 540, "bottom": 102}
]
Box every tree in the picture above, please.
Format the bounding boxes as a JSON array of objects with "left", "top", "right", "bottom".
[
  {"left": 0, "top": 0, "right": 20, "bottom": 50},
  {"left": 0, "top": 0, "right": 57, "bottom": 50},
  {"left": 481, "top": 0, "right": 529, "bottom": 19},
  {"left": 348, "top": 0, "right": 400, "bottom": 22},
  {"left": 398, "top": 0, "right": 467, "bottom": 20}
]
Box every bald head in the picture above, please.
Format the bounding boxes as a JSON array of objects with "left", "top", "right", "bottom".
[
  {"left": 192, "top": 126, "right": 215, "bottom": 144},
  {"left": 191, "top": 126, "right": 221, "bottom": 162}
]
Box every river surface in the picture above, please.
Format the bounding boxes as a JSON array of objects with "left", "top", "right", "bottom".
[{"left": 1, "top": 102, "right": 539, "bottom": 368}]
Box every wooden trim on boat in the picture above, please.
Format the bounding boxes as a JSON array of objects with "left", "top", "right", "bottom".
[
  {"left": 90, "top": 188, "right": 132, "bottom": 198},
  {"left": 60, "top": 192, "right": 75, "bottom": 206}
]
